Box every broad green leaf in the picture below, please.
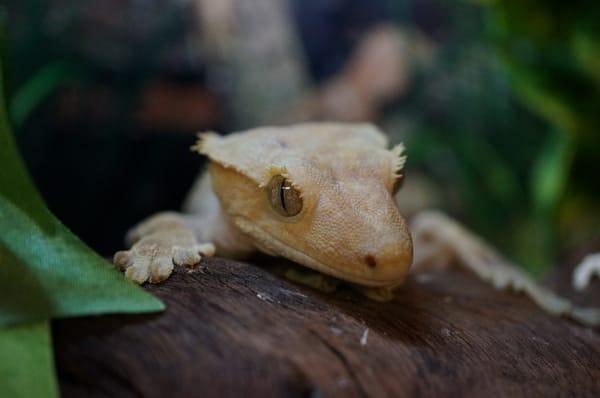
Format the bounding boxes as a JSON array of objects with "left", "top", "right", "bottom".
[
  {"left": 0, "top": 63, "right": 164, "bottom": 328},
  {"left": 0, "top": 322, "right": 58, "bottom": 398}
]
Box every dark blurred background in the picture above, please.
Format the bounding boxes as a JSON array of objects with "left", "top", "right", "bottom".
[{"left": 2, "top": 0, "right": 599, "bottom": 274}]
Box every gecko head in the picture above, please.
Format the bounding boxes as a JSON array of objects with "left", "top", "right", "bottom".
[
  {"left": 197, "top": 123, "right": 414, "bottom": 287},
  {"left": 262, "top": 170, "right": 413, "bottom": 288}
]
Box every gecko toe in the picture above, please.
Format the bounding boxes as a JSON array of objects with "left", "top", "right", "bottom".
[
  {"left": 124, "top": 257, "right": 152, "bottom": 284},
  {"left": 114, "top": 250, "right": 134, "bottom": 271},
  {"left": 149, "top": 257, "right": 175, "bottom": 283},
  {"left": 196, "top": 243, "right": 216, "bottom": 257},
  {"left": 173, "top": 247, "right": 201, "bottom": 267}
]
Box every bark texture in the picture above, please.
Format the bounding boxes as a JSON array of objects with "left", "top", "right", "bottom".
[{"left": 54, "top": 255, "right": 600, "bottom": 397}]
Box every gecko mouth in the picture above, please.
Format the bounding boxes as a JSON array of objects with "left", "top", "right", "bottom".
[{"left": 233, "top": 216, "right": 406, "bottom": 287}]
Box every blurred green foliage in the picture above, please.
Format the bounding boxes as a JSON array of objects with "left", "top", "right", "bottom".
[
  {"left": 484, "top": 0, "right": 600, "bottom": 139},
  {"left": 390, "top": 1, "right": 599, "bottom": 273},
  {"left": 483, "top": 1, "right": 600, "bottom": 270}
]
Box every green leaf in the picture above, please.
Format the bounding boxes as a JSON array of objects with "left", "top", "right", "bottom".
[
  {"left": 0, "top": 195, "right": 166, "bottom": 327},
  {"left": 507, "top": 64, "right": 578, "bottom": 134},
  {"left": 0, "top": 322, "right": 58, "bottom": 398},
  {"left": 531, "top": 128, "right": 572, "bottom": 214},
  {"left": 0, "top": 67, "right": 164, "bottom": 328},
  {"left": 572, "top": 29, "right": 600, "bottom": 87},
  {"left": 9, "top": 61, "right": 80, "bottom": 128}
]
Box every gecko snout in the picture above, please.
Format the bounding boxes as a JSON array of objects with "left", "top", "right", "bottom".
[
  {"left": 357, "top": 222, "right": 413, "bottom": 286},
  {"left": 309, "top": 183, "right": 414, "bottom": 287}
]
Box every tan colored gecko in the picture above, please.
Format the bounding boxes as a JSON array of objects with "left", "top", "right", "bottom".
[{"left": 113, "top": 122, "right": 600, "bottom": 326}]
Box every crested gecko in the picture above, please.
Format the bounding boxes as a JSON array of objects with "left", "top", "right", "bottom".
[{"left": 113, "top": 122, "right": 600, "bottom": 326}]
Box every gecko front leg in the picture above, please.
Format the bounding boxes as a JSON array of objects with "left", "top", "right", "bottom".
[
  {"left": 114, "top": 171, "right": 255, "bottom": 284},
  {"left": 409, "top": 210, "right": 600, "bottom": 327},
  {"left": 114, "top": 212, "right": 216, "bottom": 284}
]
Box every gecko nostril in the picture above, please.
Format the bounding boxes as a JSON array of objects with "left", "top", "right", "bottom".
[{"left": 364, "top": 255, "right": 377, "bottom": 268}]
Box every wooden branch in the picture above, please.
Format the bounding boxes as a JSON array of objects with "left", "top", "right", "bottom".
[{"left": 53, "top": 256, "right": 600, "bottom": 397}]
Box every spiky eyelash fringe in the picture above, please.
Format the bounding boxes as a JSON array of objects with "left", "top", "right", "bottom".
[{"left": 391, "top": 143, "right": 407, "bottom": 176}]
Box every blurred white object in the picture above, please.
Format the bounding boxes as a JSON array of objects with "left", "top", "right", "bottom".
[{"left": 573, "top": 253, "right": 600, "bottom": 291}]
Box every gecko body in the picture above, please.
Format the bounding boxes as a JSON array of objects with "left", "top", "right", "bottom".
[{"left": 114, "top": 123, "right": 600, "bottom": 326}]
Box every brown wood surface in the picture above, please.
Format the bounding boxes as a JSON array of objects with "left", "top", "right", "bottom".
[{"left": 53, "top": 254, "right": 600, "bottom": 398}]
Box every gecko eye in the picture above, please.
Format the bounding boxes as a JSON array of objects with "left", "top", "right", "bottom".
[{"left": 267, "top": 175, "right": 302, "bottom": 217}]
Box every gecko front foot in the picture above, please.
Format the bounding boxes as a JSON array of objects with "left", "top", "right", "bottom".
[
  {"left": 573, "top": 253, "right": 600, "bottom": 291},
  {"left": 114, "top": 212, "right": 215, "bottom": 284}
]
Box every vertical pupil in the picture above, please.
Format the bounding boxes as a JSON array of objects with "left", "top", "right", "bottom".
[
  {"left": 279, "top": 179, "right": 287, "bottom": 211},
  {"left": 267, "top": 175, "right": 301, "bottom": 217}
]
